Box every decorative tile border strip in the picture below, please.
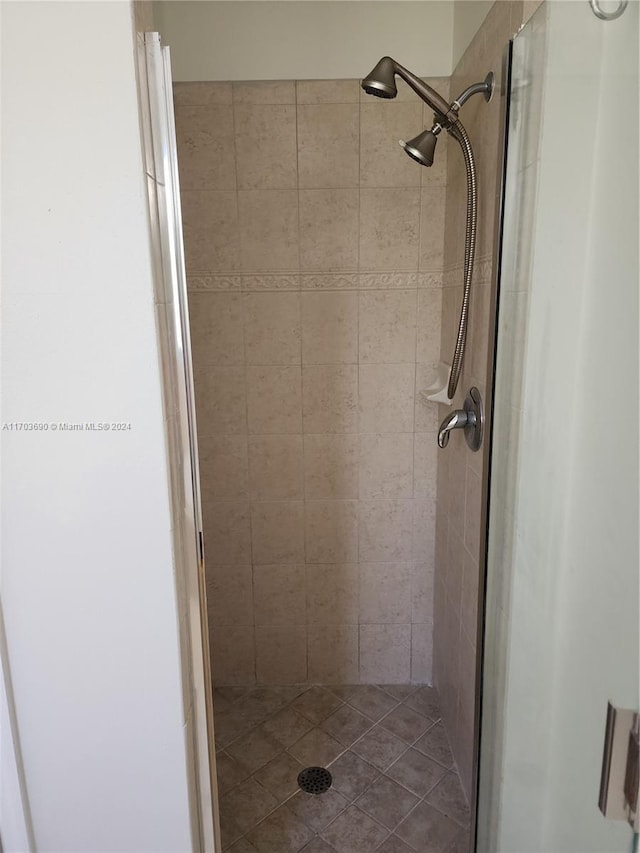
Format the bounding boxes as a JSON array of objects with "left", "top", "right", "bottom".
[
  {"left": 187, "top": 269, "right": 448, "bottom": 292},
  {"left": 359, "top": 272, "right": 418, "bottom": 289},
  {"left": 187, "top": 275, "right": 242, "bottom": 291},
  {"left": 243, "top": 274, "right": 300, "bottom": 290},
  {"left": 300, "top": 274, "right": 359, "bottom": 290}
]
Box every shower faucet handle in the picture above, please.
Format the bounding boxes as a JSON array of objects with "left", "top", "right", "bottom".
[
  {"left": 437, "top": 409, "right": 470, "bottom": 448},
  {"left": 437, "top": 387, "right": 484, "bottom": 451}
]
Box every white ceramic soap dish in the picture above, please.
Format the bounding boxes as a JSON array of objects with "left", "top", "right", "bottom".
[{"left": 419, "top": 362, "right": 453, "bottom": 405}]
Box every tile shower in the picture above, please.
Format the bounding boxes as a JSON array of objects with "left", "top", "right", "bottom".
[{"left": 173, "top": 2, "right": 538, "bottom": 846}]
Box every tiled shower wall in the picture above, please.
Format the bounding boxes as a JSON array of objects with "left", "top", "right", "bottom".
[
  {"left": 433, "top": 0, "right": 542, "bottom": 799},
  {"left": 174, "top": 77, "right": 448, "bottom": 687}
]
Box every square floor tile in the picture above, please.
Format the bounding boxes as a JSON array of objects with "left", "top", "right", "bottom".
[
  {"left": 320, "top": 704, "right": 373, "bottom": 747},
  {"left": 380, "top": 704, "right": 432, "bottom": 745},
  {"left": 376, "top": 834, "right": 416, "bottom": 853},
  {"left": 220, "top": 807, "right": 243, "bottom": 850},
  {"left": 380, "top": 685, "right": 419, "bottom": 701},
  {"left": 247, "top": 803, "right": 314, "bottom": 853},
  {"left": 345, "top": 685, "right": 398, "bottom": 720},
  {"left": 328, "top": 750, "right": 379, "bottom": 801},
  {"left": 227, "top": 726, "right": 284, "bottom": 773},
  {"left": 215, "top": 710, "right": 254, "bottom": 749},
  {"left": 292, "top": 687, "right": 343, "bottom": 724},
  {"left": 300, "top": 839, "right": 337, "bottom": 853},
  {"left": 221, "top": 778, "right": 279, "bottom": 834},
  {"left": 289, "top": 727, "right": 344, "bottom": 767},
  {"left": 321, "top": 805, "right": 388, "bottom": 852},
  {"left": 395, "top": 801, "right": 460, "bottom": 852},
  {"left": 253, "top": 752, "right": 305, "bottom": 802},
  {"left": 413, "top": 721, "right": 454, "bottom": 768},
  {"left": 386, "top": 748, "right": 447, "bottom": 798},
  {"left": 352, "top": 726, "right": 407, "bottom": 771},
  {"left": 425, "top": 772, "right": 470, "bottom": 827},
  {"left": 216, "top": 751, "right": 251, "bottom": 795},
  {"left": 228, "top": 839, "right": 260, "bottom": 853},
  {"left": 356, "top": 775, "right": 419, "bottom": 830},
  {"left": 405, "top": 686, "right": 440, "bottom": 720},
  {"left": 262, "top": 706, "right": 314, "bottom": 748},
  {"left": 287, "top": 788, "right": 349, "bottom": 833}
]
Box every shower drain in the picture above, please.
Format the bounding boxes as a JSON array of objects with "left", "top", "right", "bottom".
[{"left": 297, "top": 766, "right": 332, "bottom": 795}]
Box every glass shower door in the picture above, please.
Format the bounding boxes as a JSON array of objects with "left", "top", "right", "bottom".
[{"left": 478, "top": 2, "right": 639, "bottom": 851}]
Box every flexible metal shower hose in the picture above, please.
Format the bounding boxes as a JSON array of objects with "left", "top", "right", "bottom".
[{"left": 447, "top": 119, "right": 477, "bottom": 401}]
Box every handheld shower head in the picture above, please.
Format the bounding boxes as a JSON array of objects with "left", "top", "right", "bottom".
[
  {"left": 361, "top": 56, "right": 397, "bottom": 99},
  {"left": 361, "top": 56, "right": 453, "bottom": 118}
]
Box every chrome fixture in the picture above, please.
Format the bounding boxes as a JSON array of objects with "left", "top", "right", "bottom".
[
  {"left": 589, "top": 0, "right": 628, "bottom": 20},
  {"left": 361, "top": 57, "right": 493, "bottom": 400},
  {"left": 437, "top": 387, "right": 484, "bottom": 451}
]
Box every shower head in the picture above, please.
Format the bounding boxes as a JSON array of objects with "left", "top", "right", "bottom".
[
  {"left": 361, "top": 56, "right": 398, "bottom": 99},
  {"left": 399, "top": 128, "right": 439, "bottom": 168},
  {"left": 361, "top": 56, "right": 453, "bottom": 119}
]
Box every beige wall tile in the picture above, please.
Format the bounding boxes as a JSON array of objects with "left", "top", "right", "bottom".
[
  {"left": 194, "top": 366, "right": 246, "bottom": 435},
  {"left": 303, "top": 365, "right": 358, "bottom": 433},
  {"left": 307, "top": 625, "right": 359, "bottom": 682},
  {"left": 207, "top": 564, "right": 253, "bottom": 627},
  {"left": 359, "top": 433, "right": 414, "bottom": 500},
  {"left": 255, "top": 626, "right": 307, "bottom": 684},
  {"left": 233, "top": 81, "right": 296, "bottom": 104},
  {"left": 299, "top": 190, "right": 359, "bottom": 271},
  {"left": 413, "top": 433, "right": 438, "bottom": 501},
  {"left": 411, "top": 623, "right": 433, "bottom": 684},
  {"left": 303, "top": 434, "right": 358, "bottom": 500},
  {"left": 246, "top": 366, "right": 302, "bottom": 434},
  {"left": 416, "top": 288, "right": 443, "bottom": 365},
  {"left": 445, "top": 527, "right": 466, "bottom": 617},
  {"left": 248, "top": 435, "right": 303, "bottom": 501},
  {"left": 173, "top": 82, "right": 233, "bottom": 106},
  {"left": 297, "top": 80, "right": 359, "bottom": 104},
  {"left": 210, "top": 624, "right": 255, "bottom": 686},
  {"left": 359, "top": 500, "right": 413, "bottom": 562},
  {"left": 253, "top": 563, "right": 306, "bottom": 626},
  {"left": 301, "top": 291, "right": 358, "bottom": 365},
  {"left": 251, "top": 501, "right": 305, "bottom": 564},
  {"left": 243, "top": 292, "right": 301, "bottom": 365},
  {"left": 202, "top": 501, "right": 252, "bottom": 564},
  {"left": 175, "top": 105, "right": 236, "bottom": 191},
  {"left": 181, "top": 191, "right": 239, "bottom": 272},
  {"left": 359, "top": 562, "right": 412, "bottom": 623},
  {"left": 307, "top": 564, "right": 359, "bottom": 624},
  {"left": 413, "top": 499, "right": 436, "bottom": 565},
  {"left": 414, "top": 372, "right": 440, "bottom": 433},
  {"left": 360, "top": 102, "right": 423, "bottom": 188},
  {"left": 359, "top": 290, "right": 417, "bottom": 364},
  {"left": 297, "top": 104, "right": 359, "bottom": 188},
  {"left": 359, "top": 189, "right": 420, "bottom": 271},
  {"left": 238, "top": 190, "right": 299, "bottom": 272},
  {"left": 461, "top": 549, "right": 479, "bottom": 650},
  {"left": 305, "top": 500, "right": 358, "bottom": 563},
  {"left": 419, "top": 187, "right": 446, "bottom": 270},
  {"left": 464, "top": 465, "right": 482, "bottom": 559},
  {"left": 359, "top": 364, "right": 415, "bottom": 433},
  {"left": 199, "top": 435, "right": 249, "bottom": 501},
  {"left": 359, "top": 625, "right": 411, "bottom": 683},
  {"left": 234, "top": 105, "right": 297, "bottom": 189},
  {"left": 412, "top": 562, "right": 435, "bottom": 624},
  {"left": 188, "top": 292, "right": 245, "bottom": 366}
]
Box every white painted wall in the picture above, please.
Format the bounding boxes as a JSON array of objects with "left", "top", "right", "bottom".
[
  {"left": 154, "top": 0, "right": 455, "bottom": 80},
  {"left": 485, "top": 2, "right": 639, "bottom": 851},
  {"left": 1, "top": 2, "right": 192, "bottom": 850}
]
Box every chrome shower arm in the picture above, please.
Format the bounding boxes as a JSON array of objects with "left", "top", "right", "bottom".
[{"left": 452, "top": 72, "right": 494, "bottom": 109}]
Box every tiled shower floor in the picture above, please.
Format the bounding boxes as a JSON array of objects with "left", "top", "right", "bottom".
[{"left": 214, "top": 684, "right": 470, "bottom": 852}]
